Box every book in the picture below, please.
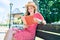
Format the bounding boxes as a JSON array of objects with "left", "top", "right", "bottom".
[{"left": 25, "top": 16, "right": 36, "bottom": 25}]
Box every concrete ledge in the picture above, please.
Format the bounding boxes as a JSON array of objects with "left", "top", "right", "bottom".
[{"left": 35, "top": 37, "right": 44, "bottom": 40}]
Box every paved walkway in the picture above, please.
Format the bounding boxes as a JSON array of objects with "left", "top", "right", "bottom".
[
  {"left": 0, "top": 26, "right": 8, "bottom": 40},
  {"left": 0, "top": 32, "right": 5, "bottom": 40},
  {"left": 0, "top": 26, "right": 9, "bottom": 32}
]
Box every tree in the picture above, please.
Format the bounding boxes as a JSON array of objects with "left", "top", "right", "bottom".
[{"left": 38, "top": 0, "right": 60, "bottom": 23}]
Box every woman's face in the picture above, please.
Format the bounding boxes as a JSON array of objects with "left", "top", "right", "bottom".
[{"left": 28, "top": 6, "right": 35, "bottom": 14}]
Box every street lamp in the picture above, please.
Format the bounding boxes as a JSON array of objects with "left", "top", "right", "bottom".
[{"left": 9, "top": 3, "right": 13, "bottom": 28}]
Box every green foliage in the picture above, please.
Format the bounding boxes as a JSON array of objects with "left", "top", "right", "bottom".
[
  {"left": 0, "top": 24, "right": 9, "bottom": 26},
  {"left": 38, "top": 0, "right": 60, "bottom": 23}
]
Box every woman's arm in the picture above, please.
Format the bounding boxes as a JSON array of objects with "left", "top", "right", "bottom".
[
  {"left": 34, "top": 13, "right": 46, "bottom": 25},
  {"left": 34, "top": 18, "right": 46, "bottom": 25},
  {"left": 21, "top": 16, "right": 28, "bottom": 28},
  {"left": 21, "top": 16, "right": 27, "bottom": 25}
]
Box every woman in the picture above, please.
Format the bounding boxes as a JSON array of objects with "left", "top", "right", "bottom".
[{"left": 4, "top": 2, "right": 46, "bottom": 40}]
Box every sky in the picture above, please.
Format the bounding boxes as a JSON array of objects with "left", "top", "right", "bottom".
[{"left": 0, "top": 0, "right": 33, "bottom": 23}]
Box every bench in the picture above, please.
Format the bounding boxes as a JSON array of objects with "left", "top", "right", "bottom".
[{"left": 35, "top": 24, "right": 60, "bottom": 40}]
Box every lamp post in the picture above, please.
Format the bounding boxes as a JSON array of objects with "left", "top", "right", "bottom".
[{"left": 9, "top": 3, "right": 13, "bottom": 28}]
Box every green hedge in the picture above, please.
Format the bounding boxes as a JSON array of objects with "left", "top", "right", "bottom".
[{"left": 0, "top": 24, "right": 9, "bottom": 26}]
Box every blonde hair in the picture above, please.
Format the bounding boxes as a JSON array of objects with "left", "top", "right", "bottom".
[{"left": 25, "top": 2, "right": 37, "bottom": 16}]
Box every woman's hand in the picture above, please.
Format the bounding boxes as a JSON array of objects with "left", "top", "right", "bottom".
[
  {"left": 23, "top": 24, "right": 29, "bottom": 29},
  {"left": 42, "top": 20, "right": 46, "bottom": 25}
]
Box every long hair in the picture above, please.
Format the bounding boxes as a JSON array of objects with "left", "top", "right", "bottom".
[{"left": 25, "top": 2, "right": 37, "bottom": 16}]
